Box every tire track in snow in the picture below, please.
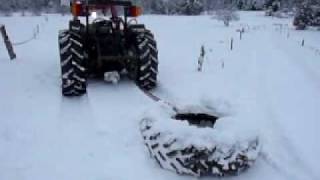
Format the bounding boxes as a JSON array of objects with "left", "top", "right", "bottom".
[
  {"left": 273, "top": 32, "right": 320, "bottom": 90},
  {"left": 250, "top": 30, "right": 320, "bottom": 180},
  {"left": 59, "top": 95, "right": 93, "bottom": 122},
  {"left": 248, "top": 48, "right": 300, "bottom": 180},
  {"left": 270, "top": 32, "right": 320, "bottom": 180}
]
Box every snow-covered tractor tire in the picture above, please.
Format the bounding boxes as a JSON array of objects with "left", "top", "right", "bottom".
[
  {"left": 59, "top": 30, "right": 87, "bottom": 96},
  {"left": 140, "top": 105, "right": 260, "bottom": 177},
  {"left": 135, "top": 30, "right": 158, "bottom": 91}
]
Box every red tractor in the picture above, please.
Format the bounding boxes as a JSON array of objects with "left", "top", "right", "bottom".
[{"left": 59, "top": 0, "right": 158, "bottom": 96}]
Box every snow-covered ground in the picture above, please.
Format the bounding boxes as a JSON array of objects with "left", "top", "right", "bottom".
[{"left": 0, "top": 11, "right": 320, "bottom": 180}]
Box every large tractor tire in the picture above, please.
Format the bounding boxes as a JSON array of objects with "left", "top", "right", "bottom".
[
  {"left": 140, "top": 105, "right": 260, "bottom": 177},
  {"left": 134, "top": 30, "right": 158, "bottom": 91},
  {"left": 58, "top": 30, "right": 87, "bottom": 96}
]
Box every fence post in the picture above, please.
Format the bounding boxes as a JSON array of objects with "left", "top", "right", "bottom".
[
  {"left": 0, "top": 25, "right": 16, "bottom": 60},
  {"left": 197, "top": 45, "right": 205, "bottom": 72},
  {"left": 36, "top": 24, "right": 40, "bottom": 34},
  {"left": 230, "top": 38, "right": 234, "bottom": 51}
]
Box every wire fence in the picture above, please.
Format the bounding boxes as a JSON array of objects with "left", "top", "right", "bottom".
[
  {"left": 0, "top": 16, "right": 48, "bottom": 60},
  {"left": 273, "top": 23, "right": 320, "bottom": 56},
  {"left": 12, "top": 24, "right": 40, "bottom": 46}
]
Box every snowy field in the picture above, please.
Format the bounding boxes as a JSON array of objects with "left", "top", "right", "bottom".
[{"left": 0, "top": 11, "right": 320, "bottom": 180}]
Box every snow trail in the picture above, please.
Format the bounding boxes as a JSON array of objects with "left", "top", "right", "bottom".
[{"left": 247, "top": 27, "right": 320, "bottom": 180}]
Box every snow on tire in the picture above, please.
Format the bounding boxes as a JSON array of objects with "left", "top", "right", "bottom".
[
  {"left": 135, "top": 30, "right": 158, "bottom": 90},
  {"left": 58, "top": 30, "right": 87, "bottom": 96},
  {"left": 140, "top": 103, "right": 261, "bottom": 177}
]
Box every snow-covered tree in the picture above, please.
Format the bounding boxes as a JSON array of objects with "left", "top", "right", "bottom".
[
  {"left": 214, "top": 3, "right": 239, "bottom": 26},
  {"left": 236, "top": 0, "right": 265, "bottom": 10},
  {"left": 265, "top": 0, "right": 281, "bottom": 11},
  {"left": 0, "top": 0, "right": 13, "bottom": 16},
  {"left": 57, "top": 4, "right": 69, "bottom": 16},
  {"left": 216, "top": 10, "right": 239, "bottom": 26},
  {"left": 293, "top": 0, "right": 320, "bottom": 29},
  {"left": 177, "top": 0, "right": 204, "bottom": 15},
  {"left": 149, "top": 0, "right": 177, "bottom": 15},
  {"left": 145, "top": 0, "right": 204, "bottom": 15}
]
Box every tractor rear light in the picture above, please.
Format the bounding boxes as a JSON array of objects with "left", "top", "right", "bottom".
[
  {"left": 72, "top": 1, "right": 83, "bottom": 17},
  {"left": 128, "top": 6, "right": 142, "bottom": 17}
]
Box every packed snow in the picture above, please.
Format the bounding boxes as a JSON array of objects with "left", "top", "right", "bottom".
[{"left": 0, "top": 11, "right": 320, "bottom": 180}]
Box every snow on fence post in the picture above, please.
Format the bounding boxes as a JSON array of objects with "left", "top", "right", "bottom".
[
  {"left": 197, "top": 45, "right": 205, "bottom": 72},
  {"left": 0, "top": 25, "right": 16, "bottom": 60}
]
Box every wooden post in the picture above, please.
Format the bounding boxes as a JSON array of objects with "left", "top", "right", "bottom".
[
  {"left": 301, "top": 39, "right": 305, "bottom": 47},
  {"left": 197, "top": 45, "right": 205, "bottom": 72},
  {"left": 36, "top": 24, "right": 40, "bottom": 34},
  {"left": 0, "top": 25, "right": 16, "bottom": 60},
  {"left": 236, "top": 28, "right": 245, "bottom": 40},
  {"left": 230, "top": 38, "right": 234, "bottom": 51}
]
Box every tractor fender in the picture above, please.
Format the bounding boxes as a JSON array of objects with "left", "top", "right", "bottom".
[{"left": 128, "top": 24, "right": 146, "bottom": 33}]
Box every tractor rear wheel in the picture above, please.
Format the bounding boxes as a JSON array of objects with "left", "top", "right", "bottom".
[
  {"left": 134, "top": 31, "right": 158, "bottom": 90},
  {"left": 58, "top": 30, "right": 87, "bottom": 96}
]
